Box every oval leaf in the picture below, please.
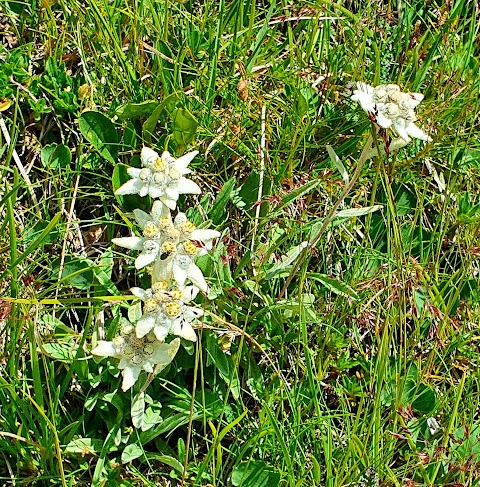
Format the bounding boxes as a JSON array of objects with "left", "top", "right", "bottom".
[{"left": 78, "top": 111, "right": 119, "bottom": 164}]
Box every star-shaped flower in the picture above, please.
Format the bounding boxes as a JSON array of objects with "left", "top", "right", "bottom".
[
  {"left": 351, "top": 82, "right": 432, "bottom": 143},
  {"left": 115, "top": 147, "right": 201, "bottom": 209},
  {"left": 92, "top": 325, "right": 180, "bottom": 391},
  {"left": 131, "top": 282, "right": 203, "bottom": 342},
  {"left": 112, "top": 201, "right": 220, "bottom": 290}
]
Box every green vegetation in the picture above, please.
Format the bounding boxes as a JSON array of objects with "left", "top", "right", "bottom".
[{"left": 1, "top": 0, "right": 479, "bottom": 485}]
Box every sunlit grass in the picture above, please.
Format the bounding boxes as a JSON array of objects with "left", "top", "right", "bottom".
[{"left": 0, "top": 0, "right": 479, "bottom": 485}]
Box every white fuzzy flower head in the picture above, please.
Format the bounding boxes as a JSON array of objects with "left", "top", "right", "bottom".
[
  {"left": 115, "top": 147, "right": 201, "bottom": 209},
  {"left": 92, "top": 326, "right": 180, "bottom": 391},
  {"left": 351, "top": 82, "right": 432, "bottom": 144},
  {"left": 112, "top": 201, "right": 220, "bottom": 290},
  {"left": 131, "top": 283, "right": 203, "bottom": 342}
]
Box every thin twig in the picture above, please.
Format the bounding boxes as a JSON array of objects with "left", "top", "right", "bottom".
[
  {"left": 0, "top": 114, "right": 39, "bottom": 209},
  {"left": 278, "top": 129, "right": 377, "bottom": 299},
  {"left": 250, "top": 104, "right": 267, "bottom": 254}
]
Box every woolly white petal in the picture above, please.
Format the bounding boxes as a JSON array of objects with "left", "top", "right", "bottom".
[
  {"left": 148, "top": 185, "right": 164, "bottom": 199},
  {"left": 141, "top": 147, "right": 160, "bottom": 166},
  {"left": 173, "top": 150, "right": 198, "bottom": 173},
  {"left": 173, "top": 264, "right": 188, "bottom": 287},
  {"left": 186, "top": 263, "right": 209, "bottom": 293},
  {"left": 376, "top": 111, "right": 393, "bottom": 128},
  {"left": 112, "top": 236, "right": 144, "bottom": 250},
  {"left": 135, "top": 314, "right": 156, "bottom": 338},
  {"left": 392, "top": 118, "right": 411, "bottom": 143},
  {"left": 190, "top": 229, "right": 221, "bottom": 243},
  {"left": 176, "top": 178, "right": 201, "bottom": 195},
  {"left": 133, "top": 209, "right": 152, "bottom": 228},
  {"left": 171, "top": 320, "right": 197, "bottom": 342},
  {"left": 405, "top": 121, "right": 432, "bottom": 142},
  {"left": 165, "top": 187, "right": 179, "bottom": 202},
  {"left": 121, "top": 365, "right": 141, "bottom": 391},
  {"left": 115, "top": 178, "right": 145, "bottom": 196},
  {"left": 139, "top": 186, "right": 149, "bottom": 197},
  {"left": 174, "top": 212, "right": 188, "bottom": 225},
  {"left": 161, "top": 196, "right": 177, "bottom": 210},
  {"left": 151, "top": 201, "right": 170, "bottom": 221},
  {"left": 130, "top": 287, "right": 148, "bottom": 300},
  {"left": 135, "top": 251, "right": 158, "bottom": 269},
  {"left": 91, "top": 341, "right": 116, "bottom": 357},
  {"left": 182, "top": 285, "right": 200, "bottom": 302},
  {"left": 152, "top": 338, "right": 180, "bottom": 366},
  {"left": 127, "top": 167, "right": 142, "bottom": 178},
  {"left": 152, "top": 323, "right": 170, "bottom": 342}
]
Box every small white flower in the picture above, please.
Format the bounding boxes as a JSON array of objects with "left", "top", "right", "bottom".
[
  {"left": 153, "top": 241, "right": 210, "bottom": 292},
  {"left": 92, "top": 327, "right": 180, "bottom": 391},
  {"left": 113, "top": 201, "right": 220, "bottom": 289},
  {"left": 115, "top": 147, "right": 201, "bottom": 209},
  {"left": 131, "top": 282, "right": 202, "bottom": 342},
  {"left": 351, "top": 82, "right": 432, "bottom": 143}
]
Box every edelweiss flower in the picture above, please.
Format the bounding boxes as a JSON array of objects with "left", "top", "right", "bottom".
[
  {"left": 115, "top": 147, "right": 201, "bottom": 209},
  {"left": 131, "top": 282, "right": 202, "bottom": 342},
  {"left": 112, "top": 201, "right": 171, "bottom": 269},
  {"left": 351, "top": 82, "right": 432, "bottom": 143},
  {"left": 92, "top": 325, "right": 180, "bottom": 391},
  {"left": 112, "top": 201, "right": 220, "bottom": 290}
]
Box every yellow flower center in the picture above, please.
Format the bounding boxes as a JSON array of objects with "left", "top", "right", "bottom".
[
  {"left": 158, "top": 217, "right": 172, "bottom": 230},
  {"left": 143, "top": 222, "right": 159, "bottom": 239},
  {"left": 164, "top": 302, "right": 181, "bottom": 317},
  {"left": 171, "top": 289, "right": 183, "bottom": 300},
  {"left": 152, "top": 157, "right": 167, "bottom": 172},
  {"left": 152, "top": 281, "right": 168, "bottom": 292},
  {"left": 161, "top": 241, "right": 176, "bottom": 254},
  {"left": 180, "top": 221, "right": 196, "bottom": 234},
  {"left": 184, "top": 241, "right": 198, "bottom": 256},
  {"left": 144, "top": 298, "right": 158, "bottom": 313}
]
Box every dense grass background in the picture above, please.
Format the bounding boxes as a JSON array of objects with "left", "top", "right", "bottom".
[{"left": 1, "top": 0, "right": 480, "bottom": 485}]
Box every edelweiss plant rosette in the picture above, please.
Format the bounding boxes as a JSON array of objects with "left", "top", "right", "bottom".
[
  {"left": 351, "top": 82, "right": 432, "bottom": 147},
  {"left": 93, "top": 146, "right": 220, "bottom": 393}
]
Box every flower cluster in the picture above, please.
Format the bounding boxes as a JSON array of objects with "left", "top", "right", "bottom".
[
  {"left": 351, "top": 82, "right": 432, "bottom": 148},
  {"left": 93, "top": 147, "right": 220, "bottom": 391}
]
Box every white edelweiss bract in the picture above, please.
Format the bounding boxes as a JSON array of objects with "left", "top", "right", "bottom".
[
  {"left": 115, "top": 147, "right": 201, "bottom": 209},
  {"left": 92, "top": 326, "right": 180, "bottom": 391},
  {"left": 152, "top": 241, "right": 210, "bottom": 293},
  {"left": 131, "top": 282, "right": 202, "bottom": 342},
  {"left": 351, "top": 81, "right": 432, "bottom": 144},
  {"left": 111, "top": 202, "right": 174, "bottom": 270}
]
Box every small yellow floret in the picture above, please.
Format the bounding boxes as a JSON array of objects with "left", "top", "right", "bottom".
[{"left": 184, "top": 241, "right": 198, "bottom": 255}]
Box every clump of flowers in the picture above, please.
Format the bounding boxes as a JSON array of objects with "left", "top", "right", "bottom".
[
  {"left": 351, "top": 82, "right": 432, "bottom": 148},
  {"left": 93, "top": 147, "right": 220, "bottom": 391}
]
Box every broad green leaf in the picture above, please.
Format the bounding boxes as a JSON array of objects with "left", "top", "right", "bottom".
[
  {"left": 121, "top": 443, "right": 144, "bottom": 463},
  {"left": 232, "top": 461, "right": 280, "bottom": 487},
  {"left": 172, "top": 108, "right": 198, "bottom": 149},
  {"left": 209, "top": 177, "right": 236, "bottom": 225},
  {"left": 308, "top": 273, "right": 359, "bottom": 300},
  {"left": 41, "top": 143, "right": 71, "bottom": 169},
  {"left": 42, "top": 341, "right": 78, "bottom": 362},
  {"left": 131, "top": 392, "right": 145, "bottom": 429},
  {"left": 65, "top": 438, "right": 104, "bottom": 455},
  {"left": 334, "top": 204, "right": 383, "bottom": 219},
  {"left": 78, "top": 111, "right": 119, "bottom": 164},
  {"left": 115, "top": 100, "right": 160, "bottom": 120},
  {"left": 205, "top": 334, "right": 241, "bottom": 400},
  {"left": 411, "top": 384, "right": 437, "bottom": 414},
  {"left": 143, "top": 92, "right": 180, "bottom": 144},
  {"left": 144, "top": 454, "right": 184, "bottom": 473}
]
